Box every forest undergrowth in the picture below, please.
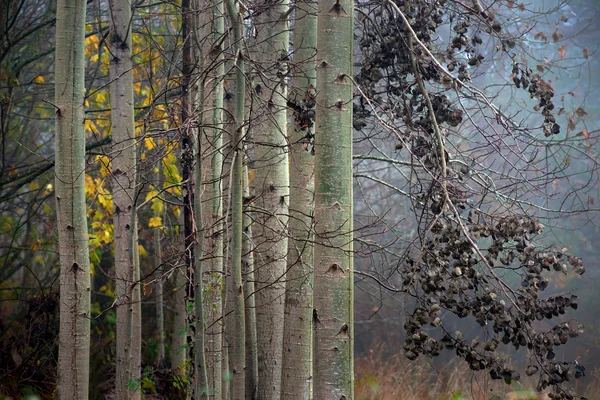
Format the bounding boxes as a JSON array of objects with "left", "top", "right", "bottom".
[{"left": 355, "top": 344, "right": 600, "bottom": 400}]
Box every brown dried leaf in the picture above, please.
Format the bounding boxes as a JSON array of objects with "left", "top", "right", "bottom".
[
  {"left": 557, "top": 45, "right": 567, "bottom": 59},
  {"left": 582, "top": 128, "right": 590, "bottom": 138},
  {"left": 575, "top": 107, "right": 587, "bottom": 117},
  {"left": 583, "top": 48, "right": 589, "bottom": 59},
  {"left": 552, "top": 29, "right": 563, "bottom": 42}
]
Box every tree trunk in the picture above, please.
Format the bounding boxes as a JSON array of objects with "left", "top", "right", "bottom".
[
  {"left": 313, "top": 0, "right": 354, "bottom": 397},
  {"left": 242, "top": 161, "right": 258, "bottom": 400},
  {"left": 193, "top": 0, "right": 228, "bottom": 396},
  {"left": 252, "top": 3, "right": 290, "bottom": 399},
  {"left": 281, "top": 2, "right": 317, "bottom": 398},
  {"left": 224, "top": 0, "right": 246, "bottom": 397},
  {"left": 131, "top": 216, "right": 142, "bottom": 399},
  {"left": 55, "top": 0, "right": 90, "bottom": 398},
  {"left": 154, "top": 214, "right": 165, "bottom": 364},
  {"left": 109, "top": 1, "right": 140, "bottom": 397},
  {"left": 173, "top": 207, "right": 188, "bottom": 374},
  {"left": 173, "top": 264, "right": 188, "bottom": 373}
]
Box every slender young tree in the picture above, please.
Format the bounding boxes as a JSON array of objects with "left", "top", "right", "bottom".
[
  {"left": 54, "top": 0, "right": 90, "bottom": 398},
  {"left": 153, "top": 190, "right": 165, "bottom": 364},
  {"left": 281, "top": 1, "right": 317, "bottom": 398},
  {"left": 108, "top": 1, "right": 140, "bottom": 397},
  {"left": 195, "top": 0, "right": 226, "bottom": 397},
  {"left": 252, "top": 3, "right": 290, "bottom": 398},
  {"left": 242, "top": 159, "right": 258, "bottom": 399},
  {"left": 172, "top": 261, "right": 188, "bottom": 373},
  {"left": 313, "top": 0, "right": 354, "bottom": 397},
  {"left": 224, "top": 0, "right": 247, "bottom": 396}
]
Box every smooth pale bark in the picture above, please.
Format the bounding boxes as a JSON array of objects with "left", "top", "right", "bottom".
[
  {"left": 224, "top": 0, "right": 246, "bottom": 397},
  {"left": 131, "top": 217, "right": 142, "bottom": 395},
  {"left": 313, "top": 0, "right": 354, "bottom": 397},
  {"left": 153, "top": 156, "right": 166, "bottom": 364},
  {"left": 242, "top": 161, "right": 258, "bottom": 400},
  {"left": 222, "top": 88, "right": 234, "bottom": 400},
  {"left": 222, "top": 82, "right": 257, "bottom": 400},
  {"left": 154, "top": 214, "right": 165, "bottom": 363},
  {"left": 55, "top": 0, "right": 90, "bottom": 398},
  {"left": 281, "top": 2, "right": 317, "bottom": 398},
  {"left": 193, "top": 2, "right": 209, "bottom": 398},
  {"left": 173, "top": 265, "right": 188, "bottom": 372},
  {"left": 173, "top": 200, "right": 188, "bottom": 374},
  {"left": 253, "top": 3, "right": 290, "bottom": 399},
  {"left": 109, "top": 1, "right": 141, "bottom": 397},
  {"left": 196, "top": 1, "right": 225, "bottom": 397}
]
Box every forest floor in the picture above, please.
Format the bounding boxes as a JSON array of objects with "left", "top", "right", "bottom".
[{"left": 354, "top": 346, "right": 600, "bottom": 400}]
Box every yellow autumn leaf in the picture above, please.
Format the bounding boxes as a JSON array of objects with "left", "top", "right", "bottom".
[
  {"left": 85, "top": 119, "right": 97, "bottom": 133},
  {"left": 90, "top": 54, "right": 99, "bottom": 63},
  {"left": 33, "top": 75, "right": 45, "bottom": 83},
  {"left": 95, "top": 91, "right": 107, "bottom": 104},
  {"left": 96, "top": 155, "right": 110, "bottom": 177},
  {"left": 148, "top": 216, "right": 162, "bottom": 228},
  {"left": 144, "top": 137, "right": 156, "bottom": 150},
  {"left": 145, "top": 190, "right": 158, "bottom": 202},
  {"left": 138, "top": 244, "right": 148, "bottom": 257},
  {"left": 98, "top": 193, "right": 113, "bottom": 211},
  {"left": 151, "top": 199, "right": 164, "bottom": 214}
]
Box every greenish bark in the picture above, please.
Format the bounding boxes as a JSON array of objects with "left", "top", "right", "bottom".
[
  {"left": 108, "top": 1, "right": 141, "bottom": 398},
  {"left": 173, "top": 195, "right": 187, "bottom": 374},
  {"left": 313, "top": 0, "right": 354, "bottom": 397},
  {"left": 242, "top": 161, "right": 258, "bottom": 400},
  {"left": 281, "top": 2, "right": 317, "bottom": 399},
  {"left": 172, "top": 263, "right": 188, "bottom": 373},
  {"left": 195, "top": 0, "right": 225, "bottom": 397},
  {"left": 131, "top": 216, "right": 142, "bottom": 399},
  {"left": 224, "top": 0, "right": 246, "bottom": 397},
  {"left": 154, "top": 205, "right": 165, "bottom": 364},
  {"left": 253, "top": 3, "right": 290, "bottom": 399},
  {"left": 222, "top": 84, "right": 234, "bottom": 400},
  {"left": 54, "top": 0, "right": 90, "bottom": 398}
]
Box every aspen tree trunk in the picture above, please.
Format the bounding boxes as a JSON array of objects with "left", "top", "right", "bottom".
[
  {"left": 222, "top": 91, "right": 233, "bottom": 400},
  {"left": 313, "top": 0, "right": 354, "bottom": 397},
  {"left": 173, "top": 193, "right": 188, "bottom": 374},
  {"left": 243, "top": 161, "right": 258, "bottom": 400},
  {"left": 173, "top": 265, "right": 188, "bottom": 372},
  {"left": 131, "top": 217, "right": 142, "bottom": 397},
  {"left": 154, "top": 214, "right": 165, "bottom": 364},
  {"left": 253, "top": 3, "right": 290, "bottom": 399},
  {"left": 55, "top": 0, "right": 90, "bottom": 398},
  {"left": 222, "top": 87, "right": 257, "bottom": 400},
  {"left": 109, "top": 1, "right": 140, "bottom": 397},
  {"left": 281, "top": 2, "right": 317, "bottom": 398},
  {"left": 224, "top": 0, "right": 246, "bottom": 396},
  {"left": 196, "top": 1, "right": 225, "bottom": 397}
]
